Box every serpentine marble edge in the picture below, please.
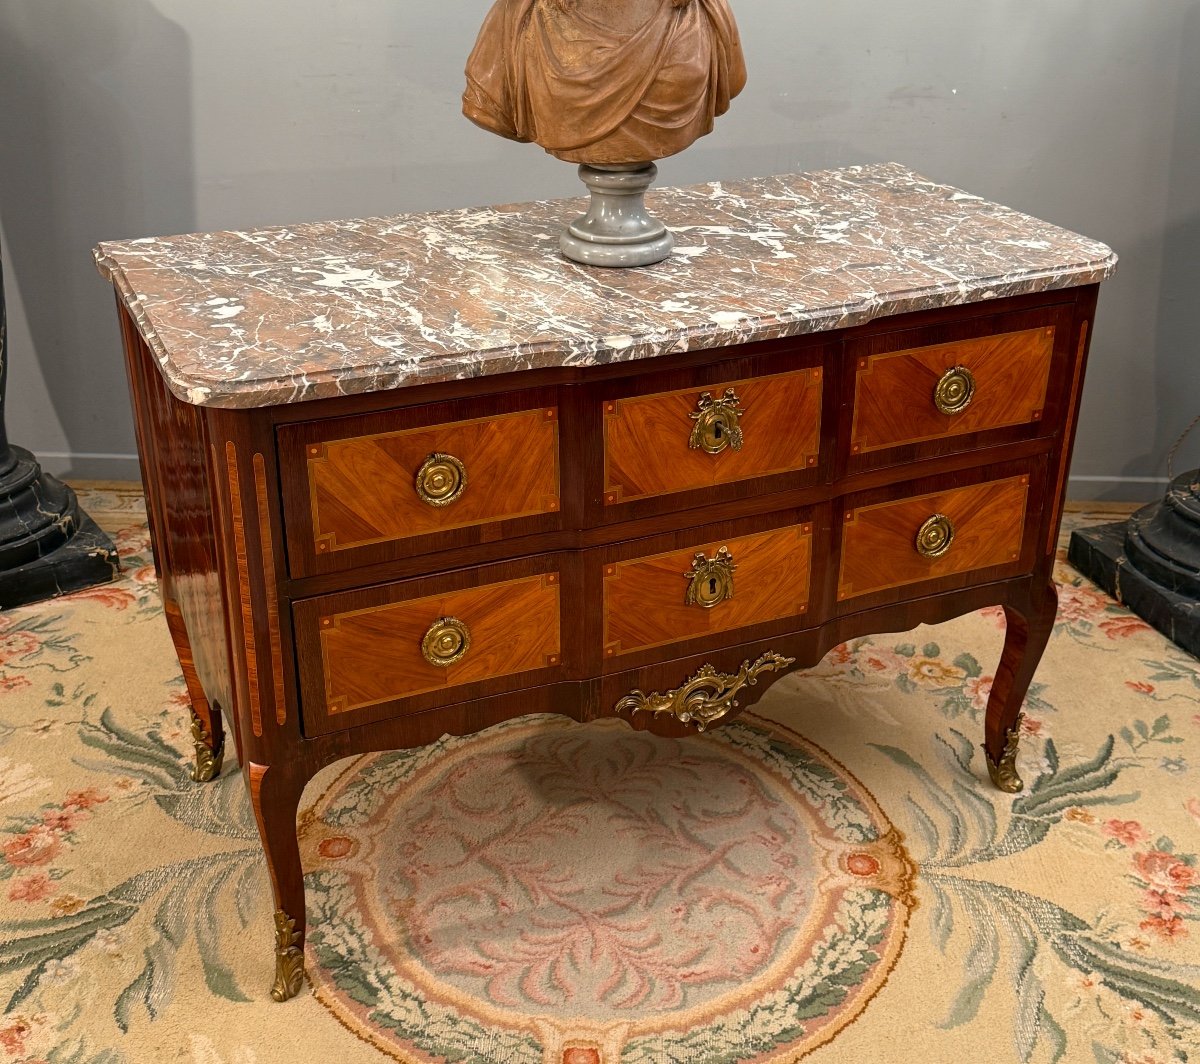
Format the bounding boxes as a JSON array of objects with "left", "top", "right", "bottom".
[{"left": 92, "top": 162, "right": 1117, "bottom": 409}]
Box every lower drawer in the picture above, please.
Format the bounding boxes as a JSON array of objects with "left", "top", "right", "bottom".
[
  {"left": 602, "top": 517, "right": 814, "bottom": 665},
  {"left": 837, "top": 464, "right": 1039, "bottom": 603},
  {"left": 294, "top": 560, "right": 564, "bottom": 734}
]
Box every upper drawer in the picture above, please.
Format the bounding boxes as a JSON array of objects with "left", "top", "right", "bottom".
[
  {"left": 602, "top": 366, "right": 823, "bottom": 508},
  {"left": 846, "top": 303, "right": 1076, "bottom": 470},
  {"left": 293, "top": 559, "right": 565, "bottom": 735},
  {"left": 837, "top": 463, "right": 1041, "bottom": 605},
  {"left": 279, "top": 392, "right": 562, "bottom": 576}
]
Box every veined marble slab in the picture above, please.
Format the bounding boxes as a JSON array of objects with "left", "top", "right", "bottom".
[{"left": 94, "top": 162, "right": 1117, "bottom": 409}]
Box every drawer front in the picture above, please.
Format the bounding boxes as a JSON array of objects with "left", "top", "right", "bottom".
[
  {"left": 296, "top": 569, "right": 562, "bottom": 733},
  {"left": 851, "top": 326, "right": 1055, "bottom": 454},
  {"left": 603, "top": 367, "right": 822, "bottom": 504},
  {"left": 838, "top": 472, "right": 1031, "bottom": 601},
  {"left": 281, "top": 402, "right": 561, "bottom": 574},
  {"left": 604, "top": 522, "right": 813, "bottom": 660}
]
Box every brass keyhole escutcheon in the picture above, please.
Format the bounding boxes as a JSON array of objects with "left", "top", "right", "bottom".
[
  {"left": 684, "top": 546, "right": 737, "bottom": 608},
  {"left": 915, "top": 514, "right": 955, "bottom": 558},
  {"left": 934, "top": 366, "right": 976, "bottom": 415},
  {"left": 689, "top": 389, "right": 745, "bottom": 455},
  {"left": 421, "top": 616, "right": 471, "bottom": 667},
  {"left": 415, "top": 452, "right": 467, "bottom": 507}
]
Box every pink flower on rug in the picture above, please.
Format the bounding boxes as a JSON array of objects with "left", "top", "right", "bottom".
[
  {"left": 1099, "top": 615, "right": 1150, "bottom": 639},
  {"left": 1138, "top": 914, "right": 1188, "bottom": 941},
  {"left": 978, "top": 605, "right": 1006, "bottom": 630},
  {"left": 1133, "top": 850, "right": 1198, "bottom": 894},
  {"left": 69, "top": 585, "right": 137, "bottom": 610},
  {"left": 0, "top": 1016, "right": 32, "bottom": 1055},
  {"left": 112, "top": 526, "right": 148, "bottom": 557},
  {"left": 1056, "top": 583, "right": 1108, "bottom": 623},
  {"left": 1125, "top": 681, "right": 1156, "bottom": 695},
  {"left": 130, "top": 565, "right": 157, "bottom": 585},
  {"left": 861, "top": 647, "right": 906, "bottom": 676},
  {"left": 826, "top": 643, "right": 853, "bottom": 666},
  {"left": 0, "top": 674, "right": 31, "bottom": 693},
  {"left": 39, "top": 808, "right": 81, "bottom": 833},
  {"left": 1020, "top": 716, "right": 1044, "bottom": 736},
  {"left": 63, "top": 788, "right": 108, "bottom": 810},
  {"left": 2, "top": 826, "right": 61, "bottom": 867},
  {"left": 963, "top": 675, "right": 993, "bottom": 710},
  {"left": 0, "top": 630, "right": 39, "bottom": 667},
  {"left": 7, "top": 874, "right": 54, "bottom": 903},
  {"left": 1102, "top": 820, "right": 1148, "bottom": 847},
  {"left": 1142, "top": 889, "right": 1189, "bottom": 919},
  {"left": 1185, "top": 797, "right": 1200, "bottom": 825}
]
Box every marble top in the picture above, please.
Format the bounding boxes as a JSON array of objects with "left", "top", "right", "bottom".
[{"left": 94, "top": 162, "right": 1116, "bottom": 409}]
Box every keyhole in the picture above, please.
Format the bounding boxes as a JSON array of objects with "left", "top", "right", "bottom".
[
  {"left": 713, "top": 423, "right": 723, "bottom": 440},
  {"left": 709, "top": 577, "right": 719, "bottom": 596}
]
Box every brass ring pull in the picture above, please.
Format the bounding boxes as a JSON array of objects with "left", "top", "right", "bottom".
[
  {"left": 689, "top": 389, "right": 745, "bottom": 455},
  {"left": 415, "top": 452, "right": 467, "bottom": 507},
  {"left": 915, "top": 514, "right": 955, "bottom": 558},
  {"left": 934, "top": 366, "right": 976, "bottom": 415},
  {"left": 684, "top": 546, "right": 737, "bottom": 608},
  {"left": 421, "top": 616, "right": 471, "bottom": 667}
]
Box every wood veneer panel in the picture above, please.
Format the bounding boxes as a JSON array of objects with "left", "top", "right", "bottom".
[
  {"left": 305, "top": 406, "right": 560, "bottom": 554},
  {"left": 603, "top": 524, "right": 812, "bottom": 657},
  {"left": 851, "top": 326, "right": 1055, "bottom": 453},
  {"left": 838, "top": 473, "right": 1030, "bottom": 601},
  {"left": 603, "top": 367, "right": 822, "bottom": 503},
  {"left": 313, "top": 572, "right": 561, "bottom": 716}
]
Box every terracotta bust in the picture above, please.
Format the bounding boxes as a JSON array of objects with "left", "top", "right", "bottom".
[{"left": 463, "top": 0, "right": 747, "bottom": 166}]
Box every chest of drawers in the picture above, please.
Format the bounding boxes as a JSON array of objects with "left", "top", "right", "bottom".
[{"left": 96, "top": 163, "right": 1115, "bottom": 1002}]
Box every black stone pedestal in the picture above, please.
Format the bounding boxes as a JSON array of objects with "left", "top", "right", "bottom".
[
  {"left": 1068, "top": 470, "right": 1200, "bottom": 660},
  {"left": 0, "top": 445, "right": 120, "bottom": 610},
  {"left": 0, "top": 246, "right": 119, "bottom": 610}
]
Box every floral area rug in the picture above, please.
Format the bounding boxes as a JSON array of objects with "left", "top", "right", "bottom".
[{"left": 0, "top": 488, "right": 1198, "bottom": 1064}]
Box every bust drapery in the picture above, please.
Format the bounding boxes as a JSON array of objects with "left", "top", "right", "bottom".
[{"left": 463, "top": 0, "right": 747, "bottom": 165}]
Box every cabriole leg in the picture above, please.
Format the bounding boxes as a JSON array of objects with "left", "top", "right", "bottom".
[
  {"left": 247, "top": 762, "right": 307, "bottom": 1001},
  {"left": 983, "top": 580, "right": 1058, "bottom": 793},
  {"left": 163, "top": 600, "right": 225, "bottom": 782}
]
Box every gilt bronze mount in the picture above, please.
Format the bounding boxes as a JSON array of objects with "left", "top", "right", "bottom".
[
  {"left": 985, "top": 713, "right": 1024, "bottom": 793},
  {"left": 934, "top": 365, "right": 976, "bottom": 415},
  {"left": 616, "top": 651, "right": 795, "bottom": 732},
  {"left": 189, "top": 708, "right": 224, "bottom": 783},
  {"left": 915, "top": 514, "right": 955, "bottom": 559},
  {"left": 684, "top": 546, "right": 737, "bottom": 609},
  {"left": 689, "top": 389, "right": 745, "bottom": 454},
  {"left": 271, "top": 909, "right": 306, "bottom": 1002},
  {"left": 416, "top": 452, "right": 467, "bottom": 507},
  {"left": 422, "top": 617, "right": 472, "bottom": 668}
]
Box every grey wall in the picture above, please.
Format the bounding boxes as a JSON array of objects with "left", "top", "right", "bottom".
[{"left": 1, "top": 0, "right": 1197, "bottom": 497}]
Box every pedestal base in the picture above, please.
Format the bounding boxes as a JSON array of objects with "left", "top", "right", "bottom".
[
  {"left": 1069, "top": 511, "right": 1200, "bottom": 660},
  {"left": 0, "top": 446, "right": 120, "bottom": 610},
  {"left": 560, "top": 163, "right": 674, "bottom": 268}
]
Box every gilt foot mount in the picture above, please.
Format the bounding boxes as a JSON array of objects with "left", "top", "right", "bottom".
[
  {"left": 271, "top": 909, "right": 305, "bottom": 1002},
  {"left": 189, "top": 709, "right": 224, "bottom": 783},
  {"left": 985, "top": 714, "right": 1024, "bottom": 794}
]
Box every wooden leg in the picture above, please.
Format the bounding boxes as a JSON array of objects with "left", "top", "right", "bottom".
[
  {"left": 248, "top": 762, "right": 307, "bottom": 1002},
  {"left": 982, "top": 579, "right": 1058, "bottom": 793},
  {"left": 163, "top": 599, "right": 225, "bottom": 782}
]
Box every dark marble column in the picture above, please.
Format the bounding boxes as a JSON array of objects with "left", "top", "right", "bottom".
[
  {"left": 1068, "top": 472, "right": 1200, "bottom": 659},
  {"left": 0, "top": 244, "right": 119, "bottom": 609}
]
